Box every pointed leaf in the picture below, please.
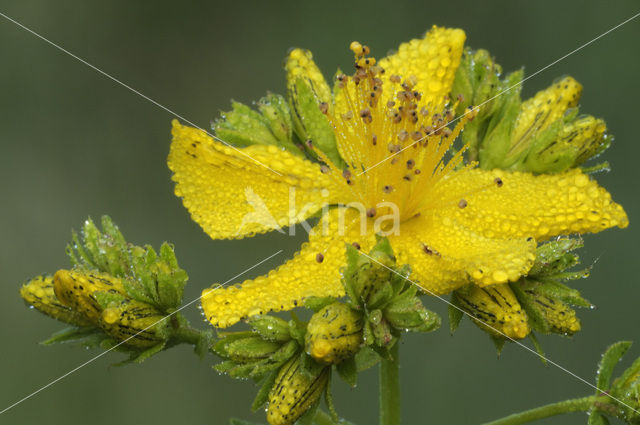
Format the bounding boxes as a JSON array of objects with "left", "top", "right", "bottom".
[
  {"left": 596, "top": 341, "right": 632, "bottom": 392},
  {"left": 336, "top": 357, "right": 357, "bottom": 387},
  {"left": 251, "top": 369, "right": 278, "bottom": 412}
]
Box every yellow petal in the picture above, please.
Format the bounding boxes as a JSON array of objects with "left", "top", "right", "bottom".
[
  {"left": 390, "top": 213, "right": 536, "bottom": 294},
  {"left": 285, "top": 48, "right": 332, "bottom": 104},
  {"left": 378, "top": 26, "right": 466, "bottom": 108},
  {"left": 510, "top": 76, "right": 582, "bottom": 157},
  {"left": 200, "top": 208, "right": 376, "bottom": 328},
  {"left": 169, "top": 121, "right": 347, "bottom": 239},
  {"left": 438, "top": 168, "right": 628, "bottom": 240}
]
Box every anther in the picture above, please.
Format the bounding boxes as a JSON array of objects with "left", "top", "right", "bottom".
[
  {"left": 406, "top": 159, "right": 415, "bottom": 169},
  {"left": 351, "top": 242, "right": 361, "bottom": 250},
  {"left": 319, "top": 102, "right": 329, "bottom": 114},
  {"left": 342, "top": 169, "right": 352, "bottom": 179},
  {"left": 387, "top": 143, "right": 401, "bottom": 153},
  {"left": 387, "top": 100, "right": 396, "bottom": 108},
  {"left": 316, "top": 253, "right": 324, "bottom": 263},
  {"left": 494, "top": 177, "right": 503, "bottom": 187},
  {"left": 458, "top": 199, "right": 468, "bottom": 209},
  {"left": 411, "top": 131, "right": 422, "bottom": 141},
  {"left": 383, "top": 185, "right": 394, "bottom": 193},
  {"left": 366, "top": 208, "right": 376, "bottom": 218},
  {"left": 414, "top": 169, "right": 421, "bottom": 175},
  {"left": 320, "top": 165, "right": 330, "bottom": 174},
  {"left": 372, "top": 134, "right": 377, "bottom": 145},
  {"left": 341, "top": 111, "right": 353, "bottom": 120},
  {"left": 390, "top": 75, "right": 401, "bottom": 84},
  {"left": 397, "top": 130, "right": 409, "bottom": 142}
]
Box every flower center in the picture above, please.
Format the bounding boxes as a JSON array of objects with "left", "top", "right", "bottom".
[{"left": 313, "top": 42, "right": 477, "bottom": 223}]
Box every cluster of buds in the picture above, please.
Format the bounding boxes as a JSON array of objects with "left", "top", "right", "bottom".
[
  {"left": 450, "top": 237, "right": 592, "bottom": 353},
  {"left": 20, "top": 216, "right": 193, "bottom": 361},
  {"left": 215, "top": 238, "right": 440, "bottom": 425},
  {"left": 451, "top": 48, "right": 611, "bottom": 173}
]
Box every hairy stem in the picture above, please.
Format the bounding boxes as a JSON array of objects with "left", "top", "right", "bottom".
[
  {"left": 483, "top": 396, "right": 596, "bottom": 425},
  {"left": 380, "top": 341, "right": 401, "bottom": 425}
]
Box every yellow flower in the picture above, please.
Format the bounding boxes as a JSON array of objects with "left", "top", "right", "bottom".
[{"left": 168, "top": 26, "right": 628, "bottom": 328}]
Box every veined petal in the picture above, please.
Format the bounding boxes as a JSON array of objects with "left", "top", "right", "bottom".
[
  {"left": 390, "top": 213, "right": 536, "bottom": 294},
  {"left": 378, "top": 26, "right": 466, "bottom": 108},
  {"left": 200, "top": 208, "right": 375, "bottom": 328},
  {"left": 169, "top": 120, "right": 347, "bottom": 239},
  {"left": 437, "top": 168, "right": 628, "bottom": 241}
]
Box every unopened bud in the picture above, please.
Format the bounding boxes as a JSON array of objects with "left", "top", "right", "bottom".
[
  {"left": 306, "top": 302, "right": 363, "bottom": 364},
  {"left": 20, "top": 275, "right": 92, "bottom": 327},
  {"left": 267, "top": 357, "right": 329, "bottom": 425},
  {"left": 453, "top": 284, "right": 530, "bottom": 339}
]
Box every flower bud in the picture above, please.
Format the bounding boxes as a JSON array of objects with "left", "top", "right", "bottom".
[
  {"left": 53, "top": 269, "right": 126, "bottom": 322},
  {"left": 306, "top": 302, "right": 363, "bottom": 364},
  {"left": 521, "top": 288, "right": 581, "bottom": 336},
  {"left": 267, "top": 356, "right": 329, "bottom": 425},
  {"left": 20, "top": 275, "right": 92, "bottom": 327},
  {"left": 99, "top": 298, "right": 168, "bottom": 348},
  {"left": 453, "top": 284, "right": 530, "bottom": 339},
  {"left": 247, "top": 315, "right": 292, "bottom": 343}
]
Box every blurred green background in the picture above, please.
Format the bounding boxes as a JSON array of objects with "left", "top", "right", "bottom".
[{"left": 1, "top": 1, "right": 639, "bottom": 424}]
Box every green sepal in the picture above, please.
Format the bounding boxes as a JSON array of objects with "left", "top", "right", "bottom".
[
  {"left": 367, "top": 281, "right": 395, "bottom": 311},
  {"left": 298, "top": 351, "right": 325, "bottom": 380},
  {"left": 354, "top": 346, "right": 381, "bottom": 372},
  {"left": 528, "top": 237, "right": 583, "bottom": 276},
  {"left": 252, "top": 369, "right": 279, "bottom": 412},
  {"left": 596, "top": 341, "right": 632, "bottom": 392},
  {"left": 527, "top": 279, "right": 592, "bottom": 308},
  {"left": 448, "top": 303, "right": 464, "bottom": 334},
  {"left": 323, "top": 373, "right": 340, "bottom": 424},
  {"left": 288, "top": 77, "right": 344, "bottom": 167},
  {"left": 478, "top": 70, "right": 524, "bottom": 169},
  {"left": 335, "top": 356, "right": 358, "bottom": 387},
  {"left": 451, "top": 48, "right": 503, "bottom": 159},
  {"left": 257, "top": 93, "right": 299, "bottom": 153},
  {"left": 517, "top": 110, "right": 575, "bottom": 173},
  {"left": 247, "top": 315, "right": 291, "bottom": 343},
  {"left": 223, "top": 336, "right": 281, "bottom": 362},
  {"left": 92, "top": 290, "right": 128, "bottom": 310},
  {"left": 491, "top": 336, "right": 507, "bottom": 356},
  {"left": 304, "top": 296, "right": 338, "bottom": 313},
  {"left": 128, "top": 342, "right": 166, "bottom": 364},
  {"left": 369, "top": 310, "right": 393, "bottom": 347},
  {"left": 288, "top": 312, "right": 308, "bottom": 345},
  {"left": 509, "top": 281, "right": 550, "bottom": 334},
  {"left": 213, "top": 331, "right": 257, "bottom": 357},
  {"left": 40, "top": 326, "right": 102, "bottom": 346},
  {"left": 528, "top": 332, "right": 547, "bottom": 365},
  {"left": 384, "top": 292, "right": 440, "bottom": 333},
  {"left": 67, "top": 216, "right": 131, "bottom": 276}
]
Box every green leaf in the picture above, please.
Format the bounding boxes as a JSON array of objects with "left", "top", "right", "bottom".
[
  {"left": 491, "top": 336, "right": 507, "bottom": 356},
  {"left": 596, "top": 341, "right": 632, "bottom": 392},
  {"left": 335, "top": 357, "right": 357, "bottom": 387},
  {"left": 448, "top": 303, "right": 463, "bottom": 334}
]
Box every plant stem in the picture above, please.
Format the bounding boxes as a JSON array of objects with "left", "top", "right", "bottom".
[
  {"left": 171, "top": 325, "right": 201, "bottom": 345},
  {"left": 380, "top": 341, "right": 401, "bottom": 425},
  {"left": 482, "top": 396, "right": 596, "bottom": 425}
]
